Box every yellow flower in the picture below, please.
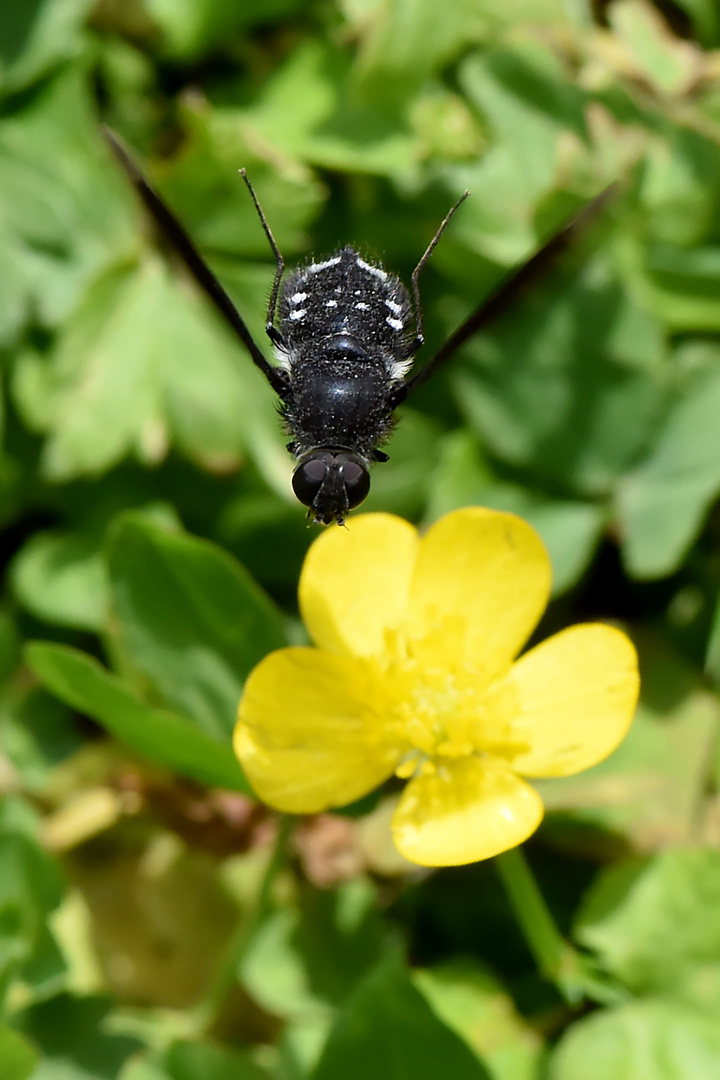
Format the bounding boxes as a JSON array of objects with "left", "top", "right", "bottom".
[{"left": 234, "top": 509, "right": 639, "bottom": 867}]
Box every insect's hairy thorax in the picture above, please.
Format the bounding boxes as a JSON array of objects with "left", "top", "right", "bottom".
[{"left": 275, "top": 246, "right": 415, "bottom": 382}]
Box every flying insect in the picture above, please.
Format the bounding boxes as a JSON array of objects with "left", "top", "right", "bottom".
[{"left": 104, "top": 129, "right": 612, "bottom": 524}]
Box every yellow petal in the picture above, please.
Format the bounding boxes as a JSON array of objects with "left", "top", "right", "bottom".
[
  {"left": 506, "top": 624, "right": 639, "bottom": 777},
  {"left": 391, "top": 756, "right": 544, "bottom": 866},
  {"left": 300, "top": 513, "right": 419, "bottom": 657},
  {"left": 235, "top": 647, "right": 403, "bottom": 813},
  {"left": 407, "top": 509, "right": 551, "bottom": 680}
]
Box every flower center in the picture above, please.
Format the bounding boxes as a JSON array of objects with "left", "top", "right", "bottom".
[{"left": 373, "top": 621, "right": 521, "bottom": 778}]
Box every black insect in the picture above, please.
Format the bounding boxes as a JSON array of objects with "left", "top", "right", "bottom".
[{"left": 104, "top": 129, "right": 612, "bottom": 524}]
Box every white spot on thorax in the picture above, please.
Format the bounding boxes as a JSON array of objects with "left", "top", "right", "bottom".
[
  {"left": 386, "top": 316, "right": 404, "bottom": 331},
  {"left": 356, "top": 256, "right": 387, "bottom": 281},
  {"left": 289, "top": 309, "right": 306, "bottom": 321},
  {"left": 384, "top": 299, "right": 402, "bottom": 315},
  {"left": 325, "top": 299, "right": 338, "bottom": 308},
  {"left": 308, "top": 255, "right": 342, "bottom": 274},
  {"left": 355, "top": 302, "right": 369, "bottom": 311},
  {"left": 290, "top": 292, "right": 307, "bottom": 304}
]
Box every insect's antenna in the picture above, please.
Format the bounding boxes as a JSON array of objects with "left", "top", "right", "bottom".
[
  {"left": 239, "top": 169, "right": 285, "bottom": 342},
  {"left": 102, "top": 127, "right": 289, "bottom": 398},
  {"left": 407, "top": 190, "right": 470, "bottom": 354}
]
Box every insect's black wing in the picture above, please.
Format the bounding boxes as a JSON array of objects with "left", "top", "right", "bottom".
[
  {"left": 103, "top": 127, "right": 289, "bottom": 398},
  {"left": 391, "top": 184, "right": 618, "bottom": 408}
]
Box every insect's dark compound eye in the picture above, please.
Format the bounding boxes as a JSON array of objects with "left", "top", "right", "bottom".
[
  {"left": 292, "top": 458, "right": 328, "bottom": 506},
  {"left": 342, "top": 460, "right": 370, "bottom": 509}
]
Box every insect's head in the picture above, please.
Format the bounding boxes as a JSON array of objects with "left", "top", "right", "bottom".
[{"left": 292, "top": 449, "right": 371, "bottom": 525}]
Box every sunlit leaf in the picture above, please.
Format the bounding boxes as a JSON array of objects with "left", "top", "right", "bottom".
[
  {"left": 551, "top": 998, "right": 720, "bottom": 1080},
  {"left": 617, "top": 343, "right": 720, "bottom": 578},
  {"left": 454, "top": 255, "right": 665, "bottom": 497},
  {"left": 11, "top": 531, "right": 108, "bottom": 631},
  {"left": 311, "top": 952, "right": 492, "bottom": 1080},
  {"left": 145, "top": 0, "right": 304, "bottom": 61},
  {"left": 0, "top": 1024, "right": 37, "bottom": 1080},
  {"left": 0, "top": 0, "right": 95, "bottom": 93},
  {"left": 25, "top": 642, "right": 249, "bottom": 791},
  {"left": 414, "top": 962, "right": 543, "bottom": 1080},
  {"left": 574, "top": 848, "right": 720, "bottom": 997},
  {"left": 106, "top": 515, "right": 286, "bottom": 738}
]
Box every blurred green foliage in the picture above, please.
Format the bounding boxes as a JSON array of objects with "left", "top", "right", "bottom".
[{"left": 2, "top": 0, "right": 720, "bottom": 1077}]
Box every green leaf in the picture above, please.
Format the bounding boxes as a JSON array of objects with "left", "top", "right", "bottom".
[
  {"left": 413, "top": 962, "right": 543, "bottom": 1080},
  {"left": 121, "top": 1040, "right": 275, "bottom": 1080},
  {"left": 121, "top": 1062, "right": 169, "bottom": 1080},
  {"left": 550, "top": 998, "right": 720, "bottom": 1080},
  {"left": 0, "top": 687, "right": 83, "bottom": 792},
  {"left": 453, "top": 254, "right": 666, "bottom": 497},
  {"left": 0, "top": 0, "right": 95, "bottom": 93},
  {"left": 617, "top": 343, "right": 720, "bottom": 578},
  {"left": 0, "top": 610, "right": 21, "bottom": 684},
  {"left": 22, "top": 258, "right": 224, "bottom": 479},
  {"left": 310, "top": 952, "right": 492, "bottom": 1080},
  {"left": 0, "top": 69, "right": 133, "bottom": 329},
  {"left": 353, "top": 0, "right": 491, "bottom": 100},
  {"left": 241, "top": 879, "right": 391, "bottom": 1020},
  {"left": 671, "top": 0, "right": 719, "bottom": 45},
  {"left": 639, "top": 244, "right": 720, "bottom": 330},
  {"left": 0, "top": 228, "right": 33, "bottom": 346},
  {"left": 574, "top": 849, "right": 720, "bottom": 998},
  {"left": 639, "top": 126, "right": 720, "bottom": 249},
  {"left": 155, "top": 104, "right": 324, "bottom": 258},
  {"left": 145, "top": 0, "right": 303, "bottom": 61},
  {"left": 609, "top": 0, "right": 699, "bottom": 97},
  {"left": 237, "top": 39, "right": 419, "bottom": 180},
  {"left": 106, "top": 516, "right": 286, "bottom": 738},
  {"left": 363, "top": 409, "right": 443, "bottom": 520},
  {"left": 14, "top": 993, "right": 142, "bottom": 1080},
  {"left": 161, "top": 1039, "right": 273, "bottom": 1080},
  {"left": 25, "top": 643, "right": 249, "bottom": 791},
  {"left": 10, "top": 530, "right": 108, "bottom": 631},
  {"left": 0, "top": 829, "right": 66, "bottom": 993},
  {"left": 705, "top": 596, "right": 720, "bottom": 702},
  {"left": 0, "top": 1023, "right": 37, "bottom": 1080},
  {"left": 353, "top": 0, "right": 572, "bottom": 101},
  {"left": 19, "top": 253, "right": 289, "bottom": 490},
  {"left": 460, "top": 46, "right": 583, "bottom": 201}
]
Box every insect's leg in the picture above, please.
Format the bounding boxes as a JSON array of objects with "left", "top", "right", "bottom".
[
  {"left": 239, "top": 169, "right": 286, "bottom": 348},
  {"left": 405, "top": 190, "right": 469, "bottom": 357}
]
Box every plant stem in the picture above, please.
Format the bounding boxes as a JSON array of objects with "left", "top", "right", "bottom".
[
  {"left": 495, "top": 846, "right": 587, "bottom": 1004},
  {"left": 197, "top": 813, "right": 293, "bottom": 1033}
]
